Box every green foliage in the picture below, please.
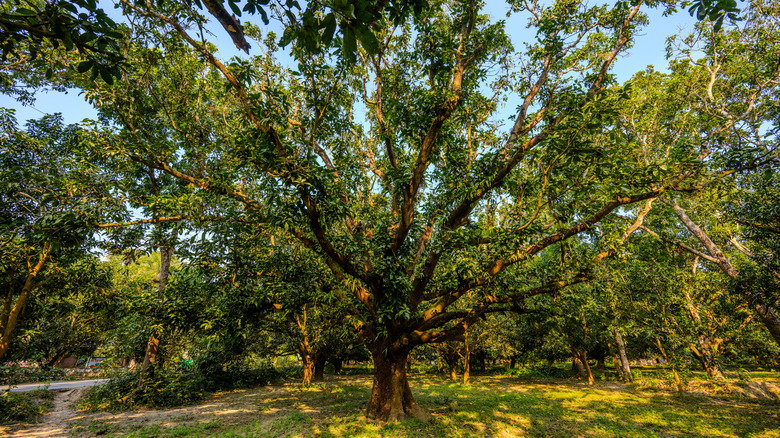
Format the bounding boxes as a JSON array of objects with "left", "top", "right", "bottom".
[
  {"left": 0, "top": 388, "right": 53, "bottom": 424},
  {"left": 80, "top": 369, "right": 207, "bottom": 411},
  {"left": 688, "top": 0, "right": 741, "bottom": 30},
  {"left": 0, "top": 0, "right": 125, "bottom": 86},
  {"left": 0, "top": 365, "right": 66, "bottom": 385},
  {"left": 80, "top": 361, "right": 281, "bottom": 411},
  {"left": 194, "top": 353, "right": 281, "bottom": 392}
]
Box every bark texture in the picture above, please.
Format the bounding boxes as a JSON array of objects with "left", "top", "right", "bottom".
[
  {"left": 614, "top": 328, "right": 633, "bottom": 382},
  {"left": 366, "top": 348, "right": 428, "bottom": 422},
  {"left": 302, "top": 355, "right": 314, "bottom": 385}
]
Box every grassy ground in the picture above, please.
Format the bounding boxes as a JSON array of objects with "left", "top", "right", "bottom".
[{"left": 66, "top": 367, "right": 780, "bottom": 438}]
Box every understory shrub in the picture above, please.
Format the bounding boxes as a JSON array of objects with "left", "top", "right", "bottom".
[
  {"left": 0, "top": 365, "right": 67, "bottom": 385},
  {"left": 80, "top": 361, "right": 281, "bottom": 411},
  {"left": 195, "top": 354, "right": 281, "bottom": 392},
  {"left": 508, "top": 363, "right": 573, "bottom": 379},
  {"left": 0, "top": 389, "right": 54, "bottom": 424}
]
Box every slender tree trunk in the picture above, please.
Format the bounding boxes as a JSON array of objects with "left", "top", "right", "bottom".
[
  {"left": 655, "top": 337, "right": 682, "bottom": 392},
  {"left": 683, "top": 286, "right": 722, "bottom": 379},
  {"left": 463, "top": 327, "right": 470, "bottom": 384},
  {"left": 572, "top": 355, "right": 586, "bottom": 380},
  {"left": 331, "top": 358, "right": 342, "bottom": 375},
  {"left": 580, "top": 350, "right": 594, "bottom": 385},
  {"left": 672, "top": 203, "right": 780, "bottom": 348},
  {"left": 614, "top": 328, "right": 633, "bottom": 382},
  {"left": 366, "top": 346, "right": 427, "bottom": 422},
  {"left": 313, "top": 353, "right": 326, "bottom": 381},
  {"left": 141, "top": 229, "right": 177, "bottom": 377},
  {"left": 0, "top": 242, "right": 50, "bottom": 361},
  {"left": 141, "top": 169, "right": 177, "bottom": 377},
  {"left": 754, "top": 303, "right": 780, "bottom": 346},
  {"left": 301, "top": 354, "right": 314, "bottom": 385}
]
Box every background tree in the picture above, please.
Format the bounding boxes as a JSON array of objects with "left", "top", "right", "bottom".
[{"left": 0, "top": 112, "right": 119, "bottom": 360}]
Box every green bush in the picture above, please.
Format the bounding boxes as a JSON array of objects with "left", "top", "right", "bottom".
[
  {"left": 508, "top": 363, "right": 572, "bottom": 379},
  {"left": 80, "top": 362, "right": 281, "bottom": 412},
  {"left": 0, "top": 365, "right": 67, "bottom": 386},
  {"left": 195, "top": 354, "right": 281, "bottom": 392},
  {"left": 79, "top": 368, "right": 205, "bottom": 411},
  {"left": 0, "top": 389, "right": 54, "bottom": 424}
]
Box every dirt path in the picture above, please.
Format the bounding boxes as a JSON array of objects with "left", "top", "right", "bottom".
[{"left": 2, "top": 388, "right": 86, "bottom": 438}]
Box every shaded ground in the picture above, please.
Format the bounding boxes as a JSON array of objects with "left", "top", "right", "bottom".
[{"left": 3, "top": 372, "right": 780, "bottom": 438}]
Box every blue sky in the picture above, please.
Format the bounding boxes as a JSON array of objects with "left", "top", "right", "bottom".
[{"left": 1, "top": 1, "right": 698, "bottom": 126}]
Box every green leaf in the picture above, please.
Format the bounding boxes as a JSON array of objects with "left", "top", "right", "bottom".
[
  {"left": 228, "top": 0, "right": 241, "bottom": 17},
  {"left": 321, "top": 14, "right": 337, "bottom": 46},
  {"left": 354, "top": 24, "right": 379, "bottom": 55},
  {"left": 279, "top": 26, "right": 295, "bottom": 47},
  {"left": 258, "top": 8, "right": 269, "bottom": 25},
  {"left": 76, "top": 60, "right": 93, "bottom": 73},
  {"left": 14, "top": 8, "right": 37, "bottom": 16},
  {"left": 342, "top": 28, "right": 356, "bottom": 63},
  {"left": 99, "top": 67, "right": 114, "bottom": 85}
]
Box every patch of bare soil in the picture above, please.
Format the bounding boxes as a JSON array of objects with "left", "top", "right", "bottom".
[
  {"left": 731, "top": 380, "right": 780, "bottom": 400},
  {"left": 1, "top": 387, "right": 87, "bottom": 438}
]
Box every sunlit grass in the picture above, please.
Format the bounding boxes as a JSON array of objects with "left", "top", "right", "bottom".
[{"left": 81, "top": 369, "right": 780, "bottom": 438}]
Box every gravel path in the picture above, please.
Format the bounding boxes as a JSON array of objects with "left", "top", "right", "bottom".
[{"left": 1, "top": 379, "right": 109, "bottom": 393}]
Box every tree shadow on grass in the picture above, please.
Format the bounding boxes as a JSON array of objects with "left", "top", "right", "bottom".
[{"left": 69, "top": 375, "right": 780, "bottom": 437}]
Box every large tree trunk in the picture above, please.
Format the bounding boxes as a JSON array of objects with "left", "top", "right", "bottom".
[
  {"left": 572, "top": 350, "right": 593, "bottom": 384},
  {"left": 366, "top": 347, "right": 428, "bottom": 422},
  {"left": 614, "top": 328, "right": 633, "bottom": 382},
  {"left": 572, "top": 355, "right": 587, "bottom": 380},
  {"left": 688, "top": 341, "right": 721, "bottom": 378}
]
